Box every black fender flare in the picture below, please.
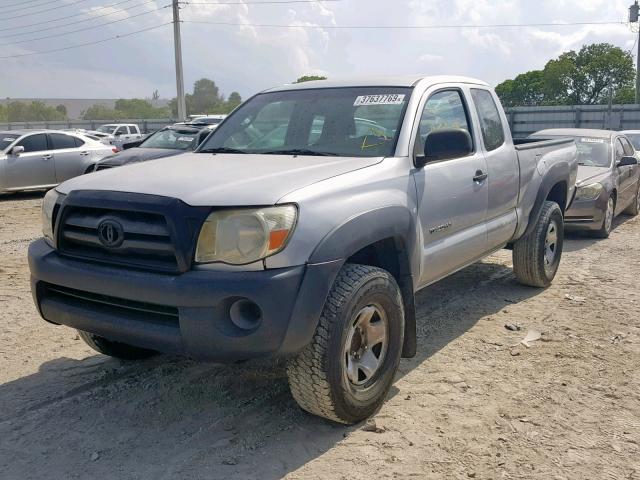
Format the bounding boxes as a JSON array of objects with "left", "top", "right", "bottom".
[
  {"left": 308, "top": 205, "right": 418, "bottom": 358},
  {"left": 523, "top": 162, "right": 570, "bottom": 238}
]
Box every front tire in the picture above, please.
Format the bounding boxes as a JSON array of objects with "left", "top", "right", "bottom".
[
  {"left": 286, "top": 264, "right": 404, "bottom": 424},
  {"left": 78, "top": 331, "right": 158, "bottom": 360},
  {"left": 513, "top": 200, "right": 564, "bottom": 288},
  {"left": 592, "top": 194, "right": 615, "bottom": 238}
]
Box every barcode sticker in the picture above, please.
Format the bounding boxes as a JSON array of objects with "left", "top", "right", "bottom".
[{"left": 354, "top": 94, "right": 405, "bottom": 106}]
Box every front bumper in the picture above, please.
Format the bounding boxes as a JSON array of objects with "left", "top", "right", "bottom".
[
  {"left": 564, "top": 190, "right": 609, "bottom": 231},
  {"left": 29, "top": 239, "right": 342, "bottom": 361}
]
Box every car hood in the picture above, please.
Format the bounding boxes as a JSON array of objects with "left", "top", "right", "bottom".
[
  {"left": 576, "top": 165, "right": 611, "bottom": 186},
  {"left": 98, "top": 148, "right": 184, "bottom": 166},
  {"left": 57, "top": 152, "right": 383, "bottom": 206}
]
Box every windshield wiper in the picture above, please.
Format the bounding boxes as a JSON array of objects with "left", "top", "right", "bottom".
[
  {"left": 261, "top": 148, "right": 338, "bottom": 156},
  {"left": 198, "top": 147, "right": 246, "bottom": 154}
]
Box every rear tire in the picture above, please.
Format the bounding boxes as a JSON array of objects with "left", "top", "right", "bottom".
[
  {"left": 592, "top": 194, "right": 615, "bottom": 238},
  {"left": 623, "top": 184, "right": 640, "bottom": 216},
  {"left": 78, "top": 330, "right": 158, "bottom": 360},
  {"left": 286, "top": 264, "right": 404, "bottom": 424},
  {"left": 513, "top": 201, "right": 564, "bottom": 288}
]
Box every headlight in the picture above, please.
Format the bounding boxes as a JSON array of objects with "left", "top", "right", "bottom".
[
  {"left": 42, "top": 189, "right": 60, "bottom": 247},
  {"left": 195, "top": 205, "right": 297, "bottom": 265},
  {"left": 575, "top": 182, "right": 604, "bottom": 201}
]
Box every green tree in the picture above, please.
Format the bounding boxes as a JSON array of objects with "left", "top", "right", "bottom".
[
  {"left": 496, "top": 43, "right": 635, "bottom": 106},
  {"left": 294, "top": 75, "right": 327, "bottom": 83},
  {"left": 0, "top": 104, "right": 7, "bottom": 122},
  {"left": 55, "top": 104, "right": 67, "bottom": 116},
  {"left": 225, "top": 91, "right": 242, "bottom": 111},
  {"left": 170, "top": 78, "right": 240, "bottom": 116},
  {"left": 495, "top": 70, "right": 546, "bottom": 107},
  {"left": 5, "top": 101, "right": 66, "bottom": 122},
  {"left": 81, "top": 104, "right": 123, "bottom": 120},
  {"left": 114, "top": 98, "right": 169, "bottom": 118}
]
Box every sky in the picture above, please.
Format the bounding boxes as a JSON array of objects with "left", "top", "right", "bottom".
[{"left": 0, "top": 0, "right": 637, "bottom": 101}]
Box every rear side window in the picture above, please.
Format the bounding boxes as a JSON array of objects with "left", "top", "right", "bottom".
[
  {"left": 615, "top": 139, "right": 625, "bottom": 160},
  {"left": 49, "top": 133, "right": 77, "bottom": 150},
  {"left": 417, "top": 90, "right": 472, "bottom": 154},
  {"left": 471, "top": 89, "right": 505, "bottom": 151},
  {"left": 17, "top": 134, "right": 48, "bottom": 153},
  {"left": 73, "top": 136, "right": 85, "bottom": 147}
]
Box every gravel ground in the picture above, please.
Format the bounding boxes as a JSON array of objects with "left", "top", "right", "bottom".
[{"left": 0, "top": 192, "right": 639, "bottom": 480}]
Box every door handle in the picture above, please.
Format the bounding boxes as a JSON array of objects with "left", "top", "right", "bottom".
[
  {"left": 80, "top": 151, "right": 90, "bottom": 156},
  {"left": 42, "top": 154, "right": 52, "bottom": 160},
  {"left": 473, "top": 170, "right": 488, "bottom": 182}
]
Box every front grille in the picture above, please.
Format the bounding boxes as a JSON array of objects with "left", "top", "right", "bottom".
[
  {"left": 42, "top": 283, "right": 179, "bottom": 327},
  {"left": 58, "top": 205, "right": 179, "bottom": 272}
]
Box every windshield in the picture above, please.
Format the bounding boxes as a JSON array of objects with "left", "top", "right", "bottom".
[
  {"left": 625, "top": 133, "right": 640, "bottom": 150},
  {"left": 0, "top": 134, "right": 19, "bottom": 151},
  {"left": 140, "top": 128, "right": 200, "bottom": 150},
  {"left": 199, "top": 87, "right": 412, "bottom": 157},
  {"left": 532, "top": 135, "right": 611, "bottom": 167},
  {"left": 96, "top": 125, "right": 117, "bottom": 134}
]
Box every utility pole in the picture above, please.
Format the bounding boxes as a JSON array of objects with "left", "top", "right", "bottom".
[
  {"left": 630, "top": 1, "right": 640, "bottom": 103},
  {"left": 172, "top": 0, "right": 187, "bottom": 121}
]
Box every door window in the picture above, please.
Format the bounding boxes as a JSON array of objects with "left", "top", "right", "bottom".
[
  {"left": 417, "top": 90, "right": 472, "bottom": 156},
  {"left": 615, "top": 139, "right": 625, "bottom": 161},
  {"left": 73, "top": 137, "right": 85, "bottom": 147},
  {"left": 620, "top": 137, "right": 635, "bottom": 156},
  {"left": 17, "top": 134, "right": 48, "bottom": 153},
  {"left": 49, "top": 133, "right": 77, "bottom": 150},
  {"left": 471, "top": 89, "right": 505, "bottom": 152},
  {"left": 115, "top": 127, "right": 127, "bottom": 135}
]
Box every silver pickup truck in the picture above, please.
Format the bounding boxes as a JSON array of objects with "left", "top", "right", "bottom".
[{"left": 28, "top": 76, "right": 578, "bottom": 424}]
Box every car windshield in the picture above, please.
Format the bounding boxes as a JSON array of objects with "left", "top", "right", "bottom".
[
  {"left": 0, "top": 134, "right": 19, "bottom": 151},
  {"left": 624, "top": 133, "right": 640, "bottom": 150},
  {"left": 140, "top": 128, "right": 200, "bottom": 150},
  {"left": 96, "top": 125, "right": 117, "bottom": 134},
  {"left": 532, "top": 135, "right": 611, "bottom": 167},
  {"left": 198, "top": 87, "right": 412, "bottom": 157}
]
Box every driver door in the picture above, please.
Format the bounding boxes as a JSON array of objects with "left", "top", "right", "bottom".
[
  {"left": 412, "top": 88, "right": 489, "bottom": 287},
  {"left": 5, "top": 133, "right": 56, "bottom": 190}
]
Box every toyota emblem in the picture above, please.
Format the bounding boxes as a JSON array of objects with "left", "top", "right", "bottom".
[{"left": 97, "top": 219, "right": 124, "bottom": 248}]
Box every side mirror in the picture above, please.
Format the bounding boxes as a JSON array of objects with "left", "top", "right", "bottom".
[
  {"left": 10, "top": 145, "right": 25, "bottom": 156},
  {"left": 415, "top": 128, "right": 473, "bottom": 168},
  {"left": 617, "top": 156, "right": 638, "bottom": 167},
  {"left": 114, "top": 131, "right": 122, "bottom": 136}
]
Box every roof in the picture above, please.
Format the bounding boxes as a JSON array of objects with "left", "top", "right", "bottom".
[
  {"left": 0, "top": 129, "right": 49, "bottom": 136},
  {"left": 264, "top": 75, "right": 489, "bottom": 92},
  {"left": 532, "top": 128, "right": 617, "bottom": 139}
]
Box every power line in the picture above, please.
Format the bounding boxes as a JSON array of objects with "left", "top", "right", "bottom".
[
  {"left": 0, "top": 22, "right": 172, "bottom": 59},
  {"left": 1, "top": 0, "right": 92, "bottom": 21},
  {"left": 0, "top": 6, "right": 169, "bottom": 47},
  {"left": 2, "top": 0, "right": 61, "bottom": 8},
  {"left": 0, "top": 0, "right": 143, "bottom": 33},
  {"left": 181, "top": 19, "right": 628, "bottom": 30},
  {"left": 2, "top": 0, "right": 69, "bottom": 15},
  {"left": 0, "top": 0, "right": 159, "bottom": 39},
  {"left": 184, "top": 0, "right": 340, "bottom": 4}
]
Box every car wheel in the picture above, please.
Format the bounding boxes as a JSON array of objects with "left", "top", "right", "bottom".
[
  {"left": 624, "top": 183, "right": 640, "bottom": 216},
  {"left": 286, "top": 264, "right": 404, "bottom": 424},
  {"left": 513, "top": 200, "right": 564, "bottom": 288},
  {"left": 593, "top": 195, "right": 615, "bottom": 238},
  {"left": 78, "top": 330, "right": 158, "bottom": 360}
]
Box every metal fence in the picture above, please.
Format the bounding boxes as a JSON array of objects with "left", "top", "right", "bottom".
[
  {"left": 0, "top": 118, "right": 176, "bottom": 134},
  {"left": 505, "top": 104, "right": 640, "bottom": 138}
]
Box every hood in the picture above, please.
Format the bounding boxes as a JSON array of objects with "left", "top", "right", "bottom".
[
  {"left": 98, "top": 148, "right": 184, "bottom": 167},
  {"left": 576, "top": 165, "right": 611, "bottom": 186},
  {"left": 58, "top": 152, "right": 383, "bottom": 206}
]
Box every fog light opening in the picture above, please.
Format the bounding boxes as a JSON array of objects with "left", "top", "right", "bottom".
[{"left": 229, "top": 298, "right": 262, "bottom": 330}]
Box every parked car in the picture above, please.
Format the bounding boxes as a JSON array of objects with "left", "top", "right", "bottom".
[
  {"left": 0, "top": 130, "right": 115, "bottom": 193},
  {"left": 94, "top": 123, "right": 143, "bottom": 150},
  {"left": 29, "top": 76, "right": 578, "bottom": 424},
  {"left": 92, "top": 124, "right": 212, "bottom": 171},
  {"left": 530, "top": 129, "right": 640, "bottom": 237},
  {"left": 188, "top": 114, "right": 227, "bottom": 127},
  {"left": 61, "top": 129, "right": 104, "bottom": 142}
]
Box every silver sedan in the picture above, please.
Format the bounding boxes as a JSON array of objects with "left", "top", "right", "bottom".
[{"left": 0, "top": 130, "right": 115, "bottom": 193}]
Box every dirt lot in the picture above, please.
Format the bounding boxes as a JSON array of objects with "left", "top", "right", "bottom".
[{"left": 1, "top": 192, "right": 639, "bottom": 480}]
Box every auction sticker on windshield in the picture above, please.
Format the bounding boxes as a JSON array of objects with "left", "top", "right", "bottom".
[
  {"left": 354, "top": 94, "right": 406, "bottom": 106},
  {"left": 580, "top": 138, "right": 606, "bottom": 144}
]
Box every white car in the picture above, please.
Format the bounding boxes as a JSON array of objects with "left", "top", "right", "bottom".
[
  {"left": 95, "top": 124, "right": 143, "bottom": 150},
  {"left": 0, "top": 129, "right": 115, "bottom": 193},
  {"left": 621, "top": 130, "right": 640, "bottom": 159}
]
